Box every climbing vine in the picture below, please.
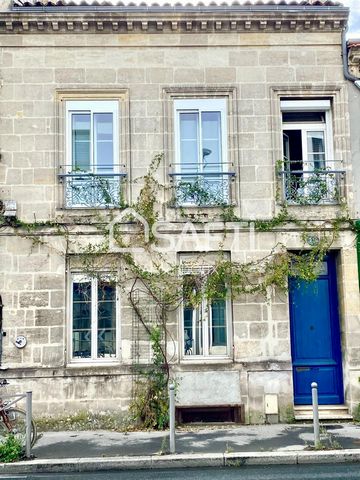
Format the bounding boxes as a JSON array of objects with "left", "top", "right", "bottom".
[{"left": 0, "top": 154, "right": 354, "bottom": 430}]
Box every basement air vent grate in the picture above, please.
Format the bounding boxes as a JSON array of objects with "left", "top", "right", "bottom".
[{"left": 176, "top": 405, "right": 244, "bottom": 424}]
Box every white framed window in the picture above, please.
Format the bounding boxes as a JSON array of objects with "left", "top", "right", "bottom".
[
  {"left": 69, "top": 274, "right": 119, "bottom": 362},
  {"left": 63, "top": 100, "right": 121, "bottom": 208},
  {"left": 180, "top": 262, "right": 231, "bottom": 358},
  {"left": 280, "top": 99, "right": 340, "bottom": 204},
  {"left": 173, "top": 98, "right": 231, "bottom": 206}
]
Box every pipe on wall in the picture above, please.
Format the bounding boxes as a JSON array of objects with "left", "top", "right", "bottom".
[{"left": 342, "top": 28, "right": 360, "bottom": 89}]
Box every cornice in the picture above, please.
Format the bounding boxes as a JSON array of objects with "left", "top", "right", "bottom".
[{"left": 0, "top": 9, "right": 348, "bottom": 33}]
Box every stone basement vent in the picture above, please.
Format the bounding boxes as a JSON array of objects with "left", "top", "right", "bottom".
[{"left": 176, "top": 404, "right": 244, "bottom": 424}]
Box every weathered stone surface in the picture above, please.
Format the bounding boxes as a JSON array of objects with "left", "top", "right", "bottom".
[
  {"left": 19, "top": 292, "right": 49, "bottom": 308},
  {"left": 35, "top": 309, "right": 64, "bottom": 326}
]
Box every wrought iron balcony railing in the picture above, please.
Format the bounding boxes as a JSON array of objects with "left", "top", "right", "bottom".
[
  {"left": 169, "top": 166, "right": 235, "bottom": 207},
  {"left": 58, "top": 165, "right": 126, "bottom": 208},
  {"left": 278, "top": 160, "right": 345, "bottom": 205}
]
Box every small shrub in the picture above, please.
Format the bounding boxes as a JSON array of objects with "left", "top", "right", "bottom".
[
  {"left": 129, "top": 326, "right": 170, "bottom": 430},
  {"left": 353, "top": 403, "right": 360, "bottom": 423},
  {"left": 0, "top": 435, "right": 23, "bottom": 463}
]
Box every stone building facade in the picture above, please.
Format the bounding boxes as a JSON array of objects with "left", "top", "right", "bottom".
[{"left": 0, "top": 0, "right": 359, "bottom": 423}]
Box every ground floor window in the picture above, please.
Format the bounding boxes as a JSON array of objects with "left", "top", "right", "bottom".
[
  {"left": 182, "top": 273, "right": 229, "bottom": 358},
  {"left": 70, "top": 274, "right": 118, "bottom": 361}
]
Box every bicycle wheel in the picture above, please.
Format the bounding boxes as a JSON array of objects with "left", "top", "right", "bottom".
[{"left": 4, "top": 408, "right": 37, "bottom": 447}]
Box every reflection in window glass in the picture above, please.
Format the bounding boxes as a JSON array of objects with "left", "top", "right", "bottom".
[
  {"left": 72, "top": 281, "right": 92, "bottom": 358},
  {"left": 201, "top": 111, "right": 221, "bottom": 172},
  {"left": 94, "top": 113, "right": 114, "bottom": 173},
  {"left": 182, "top": 275, "right": 228, "bottom": 357},
  {"left": 97, "top": 281, "right": 116, "bottom": 358},
  {"left": 72, "top": 114, "right": 91, "bottom": 171},
  {"left": 71, "top": 276, "right": 117, "bottom": 361},
  {"left": 180, "top": 112, "right": 199, "bottom": 173}
]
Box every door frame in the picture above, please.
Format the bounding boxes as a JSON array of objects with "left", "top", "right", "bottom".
[{"left": 289, "top": 251, "right": 344, "bottom": 405}]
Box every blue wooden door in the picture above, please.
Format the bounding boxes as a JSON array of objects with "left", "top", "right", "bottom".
[{"left": 289, "top": 253, "right": 343, "bottom": 405}]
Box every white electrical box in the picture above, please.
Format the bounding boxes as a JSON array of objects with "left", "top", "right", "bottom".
[{"left": 265, "top": 394, "right": 278, "bottom": 415}]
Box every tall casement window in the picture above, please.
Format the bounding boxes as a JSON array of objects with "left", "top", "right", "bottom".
[
  {"left": 62, "top": 100, "right": 124, "bottom": 208},
  {"left": 172, "top": 98, "right": 233, "bottom": 206},
  {"left": 280, "top": 99, "right": 343, "bottom": 205},
  {"left": 70, "top": 274, "right": 118, "bottom": 361},
  {"left": 181, "top": 265, "right": 230, "bottom": 358}
]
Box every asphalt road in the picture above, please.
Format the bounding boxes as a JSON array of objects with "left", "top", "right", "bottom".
[{"left": 1, "top": 464, "right": 360, "bottom": 480}]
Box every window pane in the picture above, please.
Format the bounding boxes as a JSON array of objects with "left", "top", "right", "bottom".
[
  {"left": 184, "top": 307, "right": 194, "bottom": 355},
  {"left": 201, "top": 111, "right": 222, "bottom": 172},
  {"left": 180, "top": 112, "right": 199, "bottom": 173},
  {"left": 307, "top": 131, "right": 325, "bottom": 169},
  {"left": 72, "top": 114, "right": 90, "bottom": 171},
  {"left": 211, "top": 300, "right": 227, "bottom": 345},
  {"left": 195, "top": 307, "right": 203, "bottom": 355},
  {"left": 97, "top": 281, "right": 116, "bottom": 358},
  {"left": 183, "top": 276, "right": 203, "bottom": 355},
  {"left": 72, "top": 281, "right": 91, "bottom": 358},
  {"left": 94, "top": 113, "right": 114, "bottom": 173},
  {"left": 282, "top": 111, "right": 325, "bottom": 123}
]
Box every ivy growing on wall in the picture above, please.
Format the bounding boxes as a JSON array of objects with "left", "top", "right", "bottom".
[{"left": 0, "top": 154, "right": 353, "bottom": 430}]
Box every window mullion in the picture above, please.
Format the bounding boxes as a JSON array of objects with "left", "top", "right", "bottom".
[
  {"left": 202, "top": 298, "right": 209, "bottom": 356},
  {"left": 198, "top": 110, "right": 203, "bottom": 173},
  {"left": 208, "top": 299, "right": 213, "bottom": 355},
  {"left": 90, "top": 109, "right": 95, "bottom": 173}
]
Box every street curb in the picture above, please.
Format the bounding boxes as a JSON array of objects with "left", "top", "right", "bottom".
[{"left": 1, "top": 449, "right": 360, "bottom": 474}]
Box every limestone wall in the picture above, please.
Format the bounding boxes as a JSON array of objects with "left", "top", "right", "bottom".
[{"left": 0, "top": 21, "right": 359, "bottom": 421}]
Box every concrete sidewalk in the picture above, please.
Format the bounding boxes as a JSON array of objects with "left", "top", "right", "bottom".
[
  {"left": 31, "top": 423, "right": 360, "bottom": 458},
  {"left": 1, "top": 423, "right": 360, "bottom": 474}
]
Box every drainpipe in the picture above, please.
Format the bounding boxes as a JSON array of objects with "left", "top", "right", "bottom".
[
  {"left": 355, "top": 222, "right": 360, "bottom": 290},
  {"left": 342, "top": 29, "right": 360, "bottom": 288},
  {"left": 342, "top": 28, "right": 360, "bottom": 89}
]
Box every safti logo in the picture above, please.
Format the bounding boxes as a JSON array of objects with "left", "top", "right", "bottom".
[
  {"left": 108, "top": 208, "right": 150, "bottom": 253},
  {"left": 108, "top": 208, "right": 257, "bottom": 253}
]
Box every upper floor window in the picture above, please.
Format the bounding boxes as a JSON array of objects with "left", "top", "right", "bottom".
[
  {"left": 61, "top": 100, "right": 125, "bottom": 208},
  {"left": 70, "top": 274, "right": 119, "bottom": 362},
  {"left": 171, "top": 98, "right": 234, "bottom": 207},
  {"left": 280, "top": 99, "right": 344, "bottom": 205}
]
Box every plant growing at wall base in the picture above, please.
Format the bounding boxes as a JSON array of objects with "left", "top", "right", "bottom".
[
  {"left": 0, "top": 435, "right": 23, "bottom": 463},
  {"left": 129, "top": 325, "right": 170, "bottom": 430}
]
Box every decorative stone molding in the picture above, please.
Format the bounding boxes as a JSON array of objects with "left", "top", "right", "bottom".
[{"left": 0, "top": 11, "right": 348, "bottom": 34}]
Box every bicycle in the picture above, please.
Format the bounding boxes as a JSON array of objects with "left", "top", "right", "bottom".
[{"left": 0, "top": 379, "right": 37, "bottom": 447}]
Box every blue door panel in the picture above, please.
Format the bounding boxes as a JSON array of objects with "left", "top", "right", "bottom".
[
  {"left": 289, "top": 254, "right": 343, "bottom": 405},
  {"left": 291, "top": 280, "right": 333, "bottom": 361},
  {"left": 293, "top": 365, "right": 342, "bottom": 404}
]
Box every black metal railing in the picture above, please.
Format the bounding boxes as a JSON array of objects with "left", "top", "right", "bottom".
[
  {"left": 278, "top": 160, "right": 345, "bottom": 205},
  {"left": 169, "top": 165, "right": 235, "bottom": 207},
  {"left": 58, "top": 165, "right": 126, "bottom": 208}
]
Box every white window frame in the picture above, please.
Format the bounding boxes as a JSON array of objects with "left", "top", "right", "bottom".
[
  {"left": 68, "top": 273, "right": 120, "bottom": 365},
  {"left": 281, "top": 99, "right": 336, "bottom": 203},
  {"left": 174, "top": 98, "right": 228, "bottom": 173},
  {"left": 281, "top": 99, "right": 334, "bottom": 167},
  {"left": 66, "top": 100, "right": 119, "bottom": 175},
  {"left": 173, "top": 98, "right": 229, "bottom": 207},
  {"left": 180, "top": 262, "right": 231, "bottom": 360}
]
